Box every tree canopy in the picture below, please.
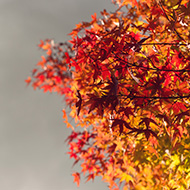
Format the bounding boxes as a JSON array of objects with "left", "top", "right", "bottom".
[{"left": 26, "top": 0, "right": 190, "bottom": 189}]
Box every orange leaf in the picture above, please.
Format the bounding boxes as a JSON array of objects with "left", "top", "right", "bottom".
[
  {"left": 37, "top": 56, "right": 46, "bottom": 67},
  {"left": 42, "top": 42, "right": 51, "bottom": 50},
  {"left": 25, "top": 76, "right": 31, "bottom": 85},
  {"left": 62, "top": 109, "right": 67, "bottom": 120},
  {"left": 72, "top": 172, "right": 80, "bottom": 187},
  {"left": 86, "top": 173, "right": 95, "bottom": 182},
  {"left": 122, "top": 0, "right": 138, "bottom": 7},
  {"left": 46, "top": 48, "right": 52, "bottom": 56}
]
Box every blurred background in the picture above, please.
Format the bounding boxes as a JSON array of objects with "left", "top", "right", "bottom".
[{"left": 0, "top": 0, "right": 115, "bottom": 189}]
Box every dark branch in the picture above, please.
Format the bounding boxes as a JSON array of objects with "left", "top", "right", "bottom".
[
  {"left": 119, "top": 94, "right": 190, "bottom": 99},
  {"left": 141, "top": 43, "right": 187, "bottom": 46}
]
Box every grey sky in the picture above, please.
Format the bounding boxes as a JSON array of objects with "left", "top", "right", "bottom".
[{"left": 0, "top": 0, "right": 116, "bottom": 189}]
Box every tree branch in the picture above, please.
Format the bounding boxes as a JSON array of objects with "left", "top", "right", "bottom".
[{"left": 119, "top": 94, "right": 190, "bottom": 100}]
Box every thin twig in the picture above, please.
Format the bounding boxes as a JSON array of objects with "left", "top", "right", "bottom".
[{"left": 119, "top": 94, "right": 190, "bottom": 99}]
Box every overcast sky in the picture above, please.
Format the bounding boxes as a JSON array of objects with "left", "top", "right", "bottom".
[{"left": 0, "top": 0, "right": 116, "bottom": 189}]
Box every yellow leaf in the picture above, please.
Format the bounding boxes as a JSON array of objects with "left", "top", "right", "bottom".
[
  {"left": 181, "top": 0, "right": 189, "bottom": 5},
  {"left": 120, "top": 173, "right": 133, "bottom": 183},
  {"left": 135, "top": 184, "right": 147, "bottom": 190},
  {"left": 170, "top": 154, "right": 180, "bottom": 169}
]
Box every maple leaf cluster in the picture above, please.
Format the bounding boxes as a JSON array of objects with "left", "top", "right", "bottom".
[{"left": 26, "top": 0, "right": 190, "bottom": 189}]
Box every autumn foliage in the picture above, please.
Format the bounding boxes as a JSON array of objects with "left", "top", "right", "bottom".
[{"left": 26, "top": 0, "right": 190, "bottom": 189}]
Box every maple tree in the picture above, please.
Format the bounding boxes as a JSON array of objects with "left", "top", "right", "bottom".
[{"left": 26, "top": 0, "right": 190, "bottom": 189}]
